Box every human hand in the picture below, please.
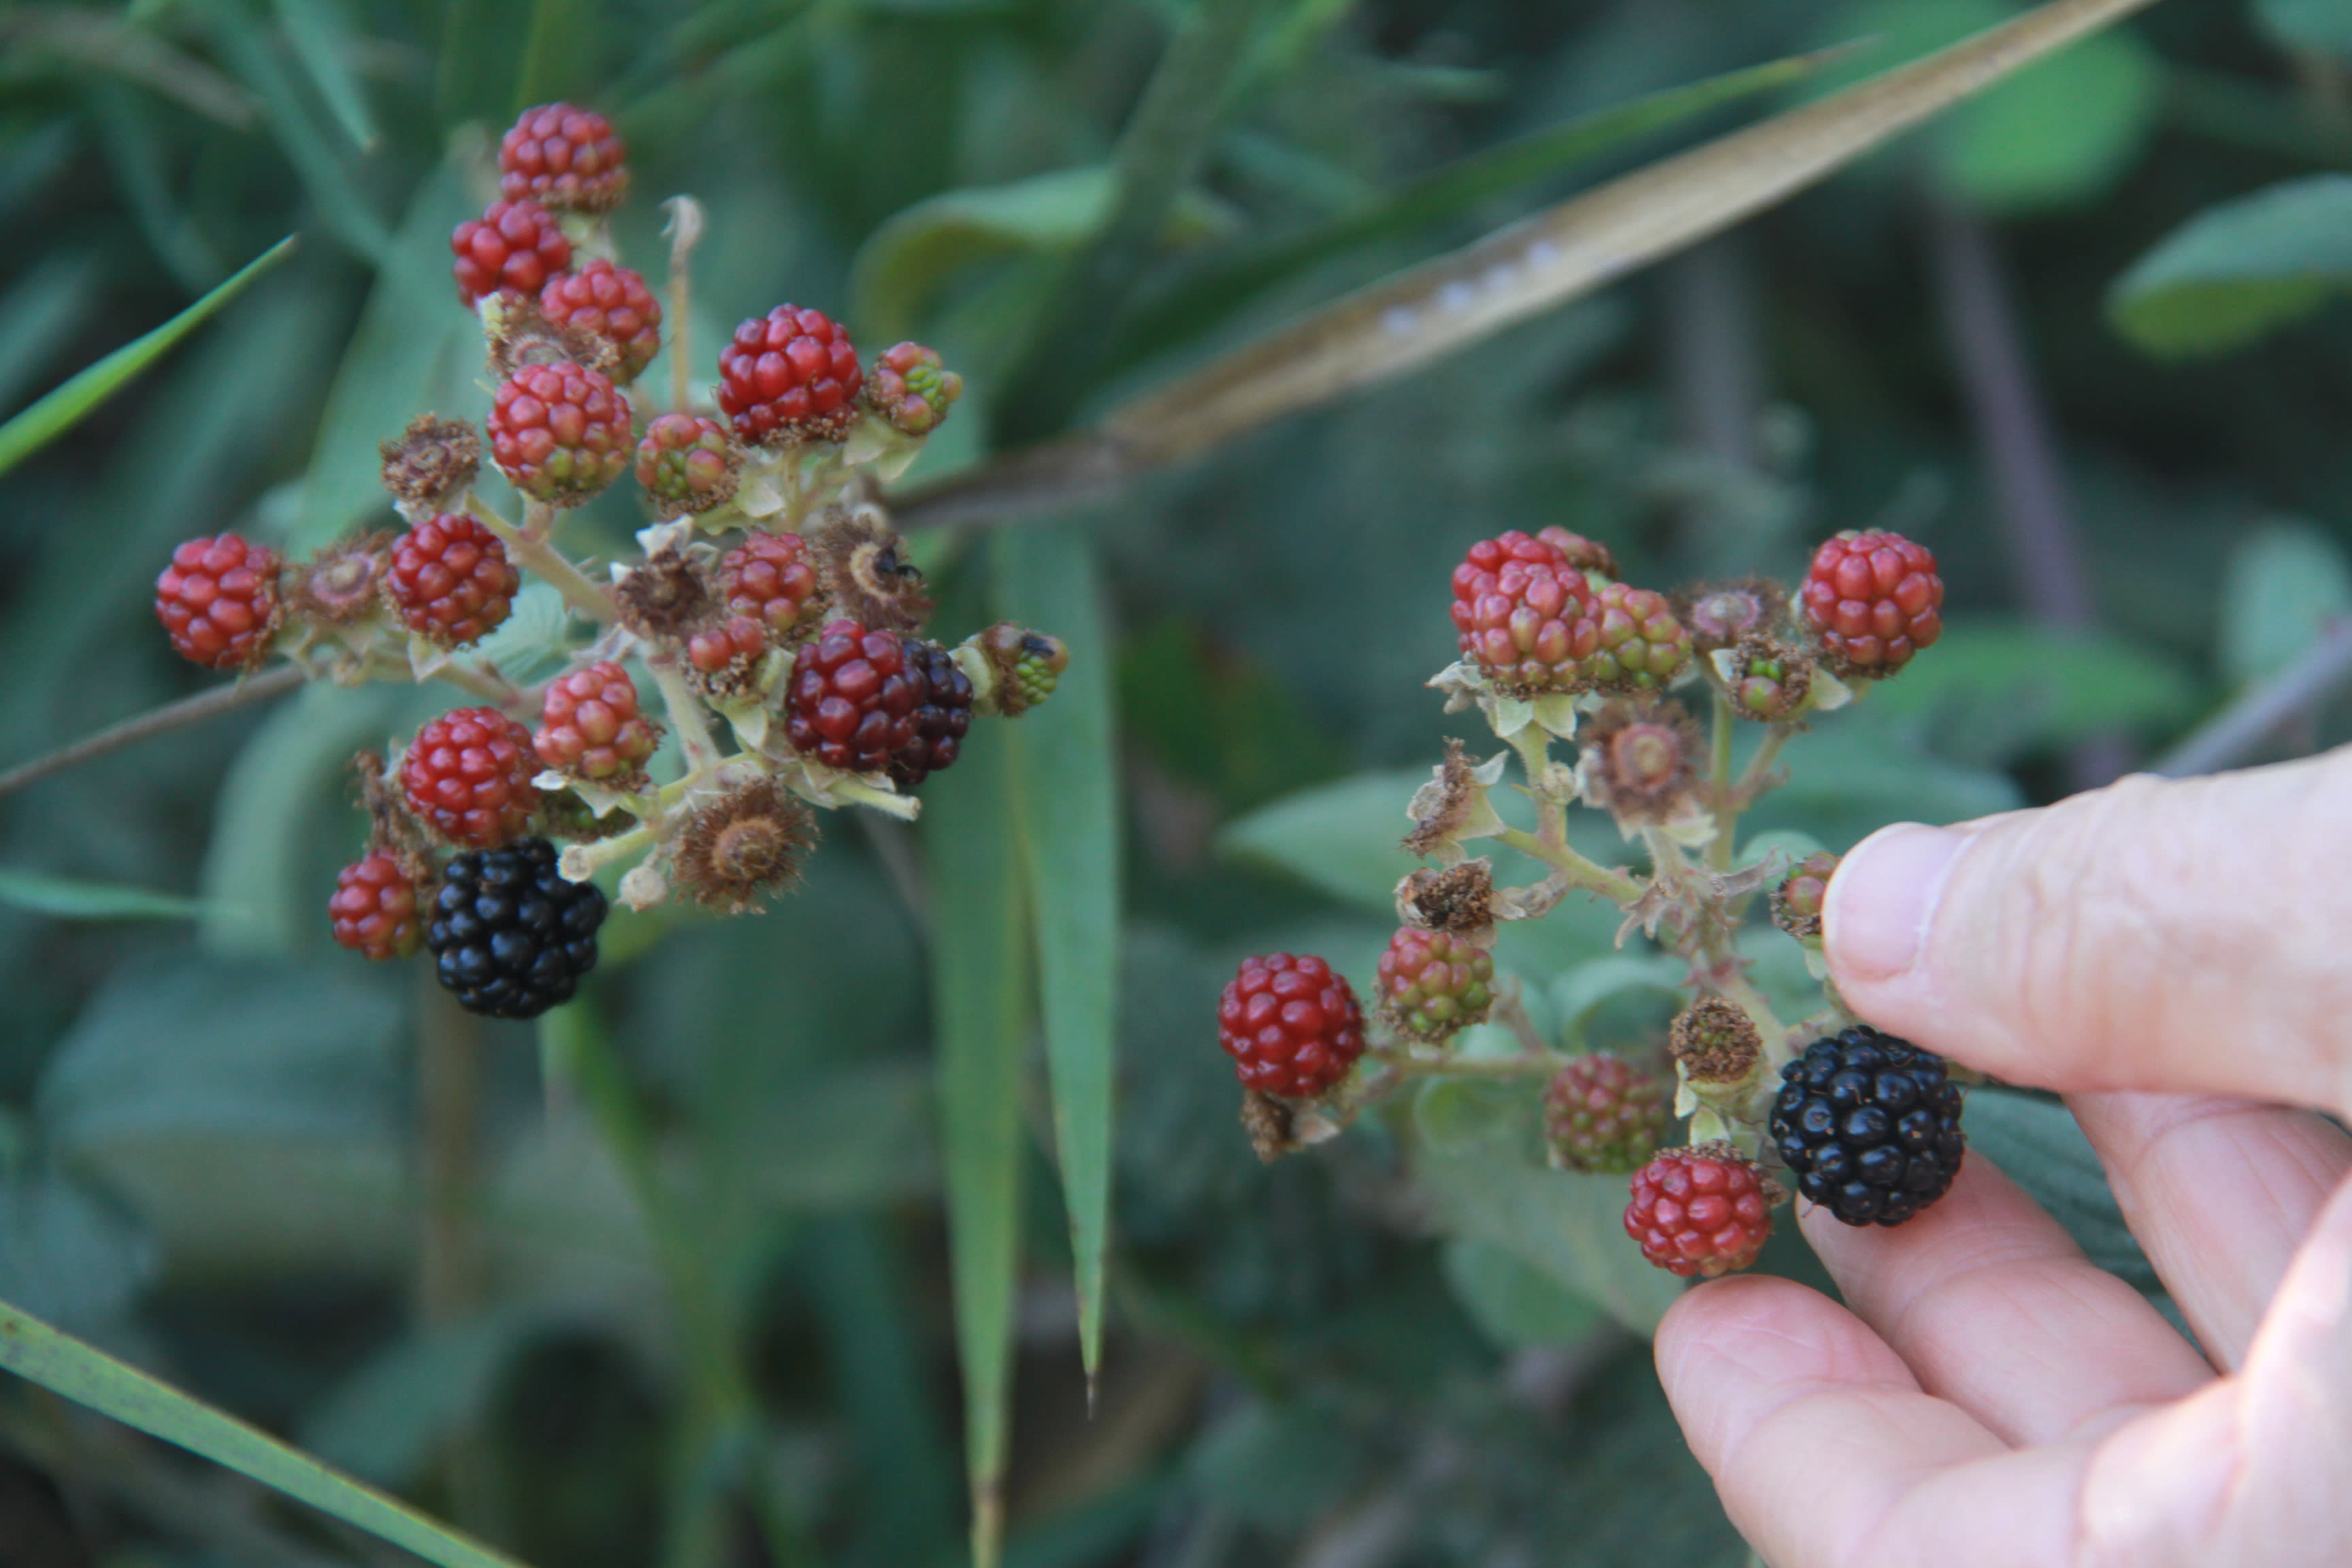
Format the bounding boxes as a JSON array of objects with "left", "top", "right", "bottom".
[{"left": 1656, "top": 749, "right": 2352, "bottom": 1566}]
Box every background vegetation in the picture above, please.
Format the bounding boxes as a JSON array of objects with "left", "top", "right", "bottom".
[{"left": 2, "top": 0, "right": 2351, "bottom": 1565}]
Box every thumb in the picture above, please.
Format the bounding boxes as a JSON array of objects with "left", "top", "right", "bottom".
[{"left": 1823, "top": 746, "right": 2352, "bottom": 1116}]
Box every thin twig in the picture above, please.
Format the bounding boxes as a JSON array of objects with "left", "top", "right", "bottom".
[
  {"left": 0, "top": 665, "right": 304, "bottom": 800},
  {"left": 2153, "top": 621, "right": 2352, "bottom": 778}
]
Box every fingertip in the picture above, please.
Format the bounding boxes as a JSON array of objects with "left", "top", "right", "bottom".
[
  {"left": 1656, "top": 1273, "right": 1916, "bottom": 1461},
  {"left": 1823, "top": 821, "right": 1969, "bottom": 996}
]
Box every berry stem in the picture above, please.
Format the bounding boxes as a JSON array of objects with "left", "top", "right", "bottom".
[
  {"left": 1706, "top": 687, "right": 1737, "bottom": 870},
  {"left": 1493, "top": 826, "right": 1642, "bottom": 903},
  {"left": 662, "top": 195, "right": 704, "bottom": 417},
  {"left": 647, "top": 656, "right": 725, "bottom": 775},
  {"left": 466, "top": 492, "right": 621, "bottom": 623}
]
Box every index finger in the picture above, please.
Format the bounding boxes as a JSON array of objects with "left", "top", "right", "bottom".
[{"left": 1822, "top": 747, "right": 2352, "bottom": 1116}]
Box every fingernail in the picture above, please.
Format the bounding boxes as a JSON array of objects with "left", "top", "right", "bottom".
[{"left": 1825, "top": 823, "right": 1967, "bottom": 985}]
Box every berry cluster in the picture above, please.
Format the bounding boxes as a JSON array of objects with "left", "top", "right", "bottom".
[
  {"left": 150, "top": 100, "right": 1064, "bottom": 1023},
  {"left": 1208, "top": 521, "right": 1964, "bottom": 1284}
]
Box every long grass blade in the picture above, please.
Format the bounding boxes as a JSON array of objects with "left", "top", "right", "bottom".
[
  {"left": 0, "top": 1298, "right": 531, "bottom": 1568},
  {"left": 0, "top": 235, "right": 295, "bottom": 480}
]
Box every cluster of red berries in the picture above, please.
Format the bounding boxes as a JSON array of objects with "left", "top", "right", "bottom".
[
  {"left": 151, "top": 98, "right": 1045, "bottom": 1032},
  {"left": 1448, "top": 524, "right": 1942, "bottom": 699}
]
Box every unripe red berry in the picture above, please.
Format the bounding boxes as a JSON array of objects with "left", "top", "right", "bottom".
[
  {"left": 1584, "top": 582, "right": 1692, "bottom": 691},
  {"left": 1771, "top": 851, "right": 1840, "bottom": 941},
  {"left": 1800, "top": 529, "right": 1944, "bottom": 675},
  {"left": 400, "top": 706, "right": 541, "bottom": 848},
  {"left": 1375, "top": 927, "right": 1494, "bottom": 1039},
  {"left": 500, "top": 102, "right": 629, "bottom": 212},
  {"left": 387, "top": 514, "right": 520, "bottom": 647},
  {"left": 488, "top": 360, "right": 631, "bottom": 506},
  {"left": 451, "top": 199, "right": 572, "bottom": 306},
  {"left": 1624, "top": 1143, "right": 1776, "bottom": 1277},
  {"left": 687, "top": 615, "right": 769, "bottom": 679},
  {"left": 720, "top": 530, "right": 819, "bottom": 639},
  {"left": 540, "top": 259, "right": 662, "bottom": 383},
  {"left": 156, "top": 534, "right": 281, "bottom": 669},
  {"left": 717, "top": 304, "right": 862, "bottom": 445},
  {"left": 1544, "top": 1054, "right": 1668, "bottom": 1175},
  {"left": 866, "top": 341, "right": 962, "bottom": 435},
  {"left": 534, "top": 662, "right": 658, "bottom": 783},
  {"left": 635, "top": 413, "right": 739, "bottom": 513},
  {"left": 1217, "top": 953, "right": 1367, "bottom": 1100},
  {"left": 329, "top": 853, "right": 425, "bottom": 960},
  {"left": 1449, "top": 530, "right": 1599, "bottom": 692}
]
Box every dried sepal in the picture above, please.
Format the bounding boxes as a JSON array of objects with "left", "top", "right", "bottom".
[
  {"left": 1573, "top": 700, "right": 1706, "bottom": 837},
  {"left": 480, "top": 290, "right": 620, "bottom": 380},
  {"left": 615, "top": 544, "right": 719, "bottom": 644},
  {"left": 292, "top": 532, "right": 394, "bottom": 626},
  {"left": 1670, "top": 997, "right": 1763, "bottom": 1085},
  {"left": 349, "top": 749, "right": 438, "bottom": 875},
  {"left": 1239, "top": 1088, "right": 1301, "bottom": 1163},
  {"left": 672, "top": 778, "right": 818, "bottom": 913},
  {"left": 1394, "top": 858, "right": 1499, "bottom": 947},
  {"left": 378, "top": 415, "right": 480, "bottom": 512},
  {"left": 1402, "top": 739, "right": 1509, "bottom": 864},
  {"left": 807, "top": 502, "right": 930, "bottom": 633},
  {"left": 1677, "top": 578, "right": 1787, "bottom": 654}
]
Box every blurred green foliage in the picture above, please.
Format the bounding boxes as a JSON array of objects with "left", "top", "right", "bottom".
[{"left": 3, "top": 0, "right": 2352, "bottom": 1565}]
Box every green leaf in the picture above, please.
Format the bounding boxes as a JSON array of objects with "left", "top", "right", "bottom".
[
  {"left": 1409, "top": 1080, "right": 1684, "bottom": 1335},
  {"left": 992, "top": 525, "right": 1119, "bottom": 1387},
  {"left": 925, "top": 720, "right": 1030, "bottom": 1568},
  {"left": 272, "top": 0, "right": 380, "bottom": 148},
  {"left": 1862, "top": 620, "right": 2199, "bottom": 757},
  {"left": 0, "top": 251, "right": 100, "bottom": 413},
  {"left": 292, "top": 156, "right": 485, "bottom": 551},
  {"left": 1216, "top": 768, "right": 1425, "bottom": 912},
  {"left": 2255, "top": 0, "right": 2352, "bottom": 59},
  {"left": 2108, "top": 176, "right": 2352, "bottom": 356},
  {"left": 853, "top": 165, "right": 1230, "bottom": 343},
  {"left": 0, "top": 1298, "right": 534, "bottom": 1568},
  {"left": 1115, "top": 46, "right": 1861, "bottom": 372},
  {"left": 0, "top": 868, "right": 205, "bottom": 921},
  {"left": 1940, "top": 24, "right": 2160, "bottom": 210},
  {"left": 1441, "top": 1237, "right": 1606, "bottom": 1350},
  {"left": 302, "top": 1308, "right": 557, "bottom": 1487},
  {"left": 0, "top": 1166, "right": 157, "bottom": 1335},
  {"left": 1549, "top": 956, "right": 1690, "bottom": 1051},
  {"left": 0, "top": 234, "right": 295, "bottom": 480},
  {"left": 2218, "top": 519, "right": 2352, "bottom": 687}
]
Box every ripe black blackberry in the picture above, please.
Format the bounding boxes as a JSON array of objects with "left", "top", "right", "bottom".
[
  {"left": 426, "top": 838, "right": 607, "bottom": 1019},
  {"left": 888, "top": 637, "right": 975, "bottom": 787},
  {"left": 1769, "top": 1025, "right": 1965, "bottom": 1226}
]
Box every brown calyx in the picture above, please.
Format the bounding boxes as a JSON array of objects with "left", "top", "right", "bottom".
[
  {"left": 292, "top": 532, "right": 394, "bottom": 625},
  {"left": 379, "top": 415, "right": 480, "bottom": 510},
  {"left": 1239, "top": 1088, "right": 1302, "bottom": 1163},
  {"left": 616, "top": 546, "right": 719, "bottom": 644},
  {"left": 808, "top": 504, "right": 932, "bottom": 633},
  {"left": 1669, "top": 997, "right": 1763, "bottom": 1085},
  {"left": 350, "top": 749, "right": 438, "bottom": 872},
  {"left": 481, "top": 295, "right": 619, "bottom": 380},
  {"left": 1580, "top": 700, "right": 1702, "bottom": 821},
  {"left": 1677, "top": 578, "right": 1786, "bottom": 653},
  {"left": 1395, "top": 858, "right": 1497, "bottom": 936},
  {"left": 672, "top": 779, "right": 818, "bottom": 914}
]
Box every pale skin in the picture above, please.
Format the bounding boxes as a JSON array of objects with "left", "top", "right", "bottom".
[{"left": 1655, "top": 745, "right": 2352, "bottom": 1567}]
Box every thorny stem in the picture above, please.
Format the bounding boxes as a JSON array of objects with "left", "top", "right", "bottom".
[
  {"left": 467, "top": 491, "right": 621, "bottom": 623},
  {"left": 0, "top": 664, "right": 304, "bottom": 800}
]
